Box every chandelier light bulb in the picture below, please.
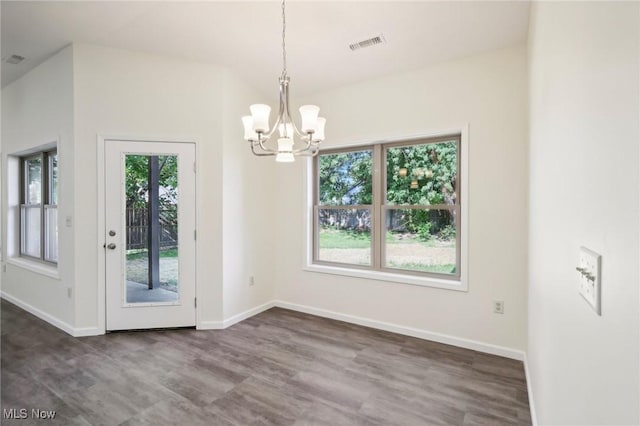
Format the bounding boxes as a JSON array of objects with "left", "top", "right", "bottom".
[
  {"left": 242, "top": 116, "right": 257, "bottom": 141},
  {"left": 275, "top": 138, "right": 295, "bottom": 163},
  {"left": 299, "top": 105, "right": 320, "bottom": 134},
  {"left": 313, "top": 117, "right": 326, "bottom": 142},
  {"left": 250, "top": 104, "right": 271, "bottom": 133}
]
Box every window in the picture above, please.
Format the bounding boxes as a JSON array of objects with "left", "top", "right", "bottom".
[
  {"left": 20, "top": 150, "right": 58, "bottom": 263},
  {"left": 313, "top": 135, "right": 461, "bottom": 281}
]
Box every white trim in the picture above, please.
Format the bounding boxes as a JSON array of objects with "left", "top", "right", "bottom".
[
  {"left": 1, "top": 291, "right": 74, "bottom": 335},
  {"left": 303, "top": 264, "right": 465, "bottom": 291},
  {"left": 1, "top": 292, "right": 103, "bottom": 337},
  {"left": 197, "top": 320, "right": 224, "bottom": 330},
  {"left": 6, "top": 257, "right": 60, "bottom": 280},
  {"left": 319, "top": 127, "right": 468, "bottom": 151},
  {"left": 96, "top": 135, "right": 107, "bottom": 334},
  {"left": 274, "top": 300, "right": 525, "bottom": 361},
  {"left": 303, "top": 125, "right": 469, "bottom": 292},
  {"left": 523, "top": 353, "right": 538, "bottom": 426},
  {"left": 10, "top": 140, "right": 58, "bottom": 158},
  {"left": 222, "top": 301, "right": 275, "bottom": 328},
  {"left": 71, "top": 327, "right": 103, "bottom": 337},
  {"left": 197, "top": 301, "right": 276, "bottom": 330}
]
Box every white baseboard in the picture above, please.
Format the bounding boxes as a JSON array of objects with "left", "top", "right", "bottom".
[
  {"left": 222, "top": 301, "right": 275, "bottom": 328},
  {"left": 197, "top": 320, "right": 224, "bottom": 330},
  {"left": 72, "top": 327, "right": 103, "bottom": 337},
  {"left": 198, "top": 301, "right": 276, "bottom": 330},
  {"left": 1, "top": 291, "right": 75, "bottom": 336},
  {"left": 523, "top": 353, "right": 538, "bottom": 426},
  {"left": 273, "top": 300, "right": 525, "bottom": 361}
]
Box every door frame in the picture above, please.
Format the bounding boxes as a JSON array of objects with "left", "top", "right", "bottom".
[{"left": 96, "top": 135, "right": 200, "bottom": 334}]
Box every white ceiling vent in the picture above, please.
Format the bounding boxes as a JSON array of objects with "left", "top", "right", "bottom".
[
  {"left": 349, "top": 34, "right": 386, "bottom": 51},
  {"left": 5, "top": 54, "right": 26, "bottom": 65}
]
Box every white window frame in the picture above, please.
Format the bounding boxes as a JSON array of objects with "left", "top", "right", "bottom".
[{"left": 304, "top": 128, "right": 468, "bottom": 292}]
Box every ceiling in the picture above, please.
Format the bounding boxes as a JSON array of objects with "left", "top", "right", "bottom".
[{"left": 1, "top": 1, "right": 530, "bottom": 96}]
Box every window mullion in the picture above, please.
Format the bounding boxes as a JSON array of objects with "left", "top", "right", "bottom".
[
  {"left": 40, "top": 152, "right": 47, "bottom": 260},
  {"left": 372, "top": 144, "right": 382, "bottom": 270}
]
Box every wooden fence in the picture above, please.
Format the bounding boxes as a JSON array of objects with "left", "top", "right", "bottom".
[{"left": 126, "top": 208, "right": 178, "bottom": 251}]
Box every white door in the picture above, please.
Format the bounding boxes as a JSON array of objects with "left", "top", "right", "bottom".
[{"left": 105, "top": 140, "right": 196, "bottom": 330}]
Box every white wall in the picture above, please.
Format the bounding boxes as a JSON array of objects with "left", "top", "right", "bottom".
[
  {"left": 221, "top": 69, "right": 277, "bottom": 321},
  {"left": 72, "top": 44, "right": 276, "bottom": 330},
  {"left": 528, "top": 2, "right": 640, "bottom": 425},
  {"left": 275, "top": 45, "right": 529, "bottom": 353},
  {"left": 73, "top": 44, "right": 223, "bottom": 330},
  {"left": 1, "top": 46, "right": 75, "bottom": 326}
]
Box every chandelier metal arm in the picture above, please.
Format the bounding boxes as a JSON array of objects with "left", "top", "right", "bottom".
[
  {"left": 250, "top": 142, "right": 278, "bottom": 156},
  {"left": 292, "top": 137, "right": 312, "bottom": 154},
  {"left": 257, "top": 135, "right": 270, "bottom": 152}
]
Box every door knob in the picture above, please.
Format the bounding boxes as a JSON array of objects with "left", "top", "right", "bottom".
[
  {"left": 109, "top": 230, "right": 116, "bottom": 236},
  {"left": 107, "top": 243, "right": 116, "bottom": 250}
]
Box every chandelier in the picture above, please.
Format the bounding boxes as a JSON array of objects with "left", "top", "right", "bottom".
[{"left": 241, "top": 0, "right": 325, "bottom": 162}]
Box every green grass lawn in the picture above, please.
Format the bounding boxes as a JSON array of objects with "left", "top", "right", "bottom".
[
  {"left": 126, "top": 248, "right": 178, "bottom": 261},
  {"left": 319, "top": 227, "right": 456, "bottom": 274},
  {"left": 319, "top": 228, "right": 455, "bottom": 249},
  {"left": 386, "top": 261, "right": 456, "bottom": 274},
  {"left": 126, "top": 248, "right": 178, "bottom": 292},
  {"left": 319, "top": 229, "right": 371, "bottom": 249}
]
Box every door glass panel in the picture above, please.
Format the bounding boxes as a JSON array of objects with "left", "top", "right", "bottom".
[{"left": 125, "top": 155, "right": 179, "bottom": 304}]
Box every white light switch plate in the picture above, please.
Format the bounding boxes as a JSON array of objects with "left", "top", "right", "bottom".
[{"left": 577, "top": 246, "right": 601, "bottom": 315}]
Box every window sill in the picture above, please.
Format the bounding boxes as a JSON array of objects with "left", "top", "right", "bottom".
[
  {"left": 6, "top": 257, "right": 60, "bottom": 280},
  {"left": 303, "top": 263, "right": 467, "bottom": 292}
]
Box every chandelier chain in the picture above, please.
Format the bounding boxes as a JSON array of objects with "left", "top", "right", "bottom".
[{"left": 281, "top": 0, "right": 287, "bottom": 79}]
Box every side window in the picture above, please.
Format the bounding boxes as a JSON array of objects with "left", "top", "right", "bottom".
[{"left": 20, "top": 150, "right": 58, "bottom": 263}]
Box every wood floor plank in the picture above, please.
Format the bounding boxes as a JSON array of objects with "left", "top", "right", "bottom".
[{"left": 1, "top": 299, "right": 531, "bottom": 425}]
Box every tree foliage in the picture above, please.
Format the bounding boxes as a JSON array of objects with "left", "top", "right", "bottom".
[
  {"left": 386, "top": 142, "right": 457, "bottom": 206},
  {"left": 318, "top": 141, "right": 457, "bottom": 240},
  {"left": 126, "top": 155, "right": 178, "bottom": 209},
  {"left": 318, "top": 150, "right": 372, "bottom": 205}
]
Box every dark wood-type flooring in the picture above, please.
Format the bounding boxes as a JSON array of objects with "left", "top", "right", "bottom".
[{"left": 1, "top": 299, "right": 531, "bottom": 425}]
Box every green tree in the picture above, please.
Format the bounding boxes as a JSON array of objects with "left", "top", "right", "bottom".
[
  {"left": 126, "top": 155, "right": 178, "bottom": 209},
  {"left": 386, "top": 142, "right": 457, "bottom": 206},
  {"left": 318, "top": 150, "right": 372, "bottom": 205},
  {"left": 318, "top": 141, "right": 457, "bottom": 240}
]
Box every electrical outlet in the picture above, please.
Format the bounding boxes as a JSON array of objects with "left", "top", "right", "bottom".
[
  {"left": 493, "top": 300, "right": 504, "bottom": 314},
  {"left": 577, "top": 247, "right": 601, "bottom": 315},
  {"left": 249, "top": 276, "right": 255, "bottom": 286}
]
